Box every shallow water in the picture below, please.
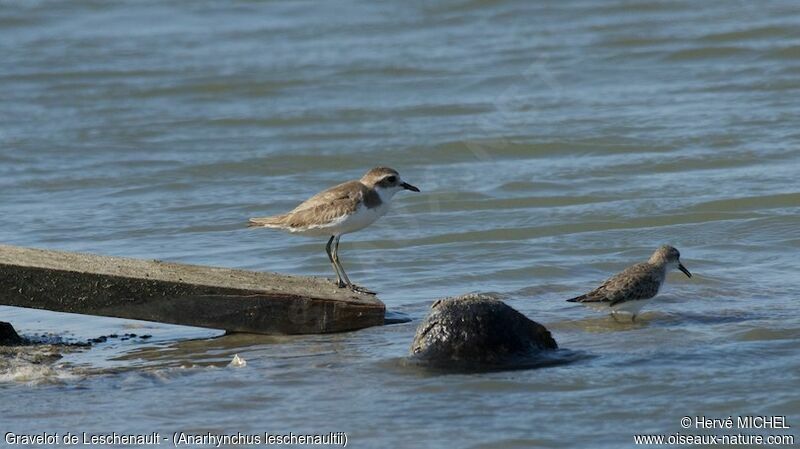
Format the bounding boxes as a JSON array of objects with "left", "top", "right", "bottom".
[{"left": 1, "top": 0, "right": 799, "bottom": 447}]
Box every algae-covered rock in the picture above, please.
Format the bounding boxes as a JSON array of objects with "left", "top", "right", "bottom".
[{"left": 410, "top": 294, "right": 557, "bottom": 367}]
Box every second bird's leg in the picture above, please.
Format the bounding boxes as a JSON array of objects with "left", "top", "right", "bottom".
[
  {"left": 326, "top": 236, "right": 345, "bottom": 288},
  {"left": 331, "top": 235, "right": 352, "bottom": 288}
]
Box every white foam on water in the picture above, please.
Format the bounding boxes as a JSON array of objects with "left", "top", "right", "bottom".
[
  {"left": 228, "top": 354, "right": 247, "bottom": 368},
  {"left": 0, "top": 358, "right": 79, "bottom": 385}
]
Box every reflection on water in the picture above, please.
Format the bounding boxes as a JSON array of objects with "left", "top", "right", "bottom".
[
  {"left": 404, "top": 349, "right": 589, "bottom": 374},
  {"left": 114, "top": 333, "right": 290, "bottom": 368}
]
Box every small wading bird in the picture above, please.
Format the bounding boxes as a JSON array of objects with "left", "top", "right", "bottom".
[
  {"left": 566, "top": 245, "right": 692, "bottom": 321},
  {"left": 248, "top": 167, "right": 419, "bottom": 292}
]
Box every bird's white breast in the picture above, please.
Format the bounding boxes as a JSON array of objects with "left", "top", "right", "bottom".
[
  {"left": 610, "top": 299, "right": 649, "bottom": 316},
  {"left": 333, "top": 201, "right": 390, "bottom": 235}
]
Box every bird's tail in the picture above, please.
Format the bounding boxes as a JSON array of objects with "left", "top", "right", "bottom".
[
  {"left": 247, "top": 215, "right": 286, "bottom": 228},
  {"left": 566, "top": 294, "right": 587, "bottom": 303}
]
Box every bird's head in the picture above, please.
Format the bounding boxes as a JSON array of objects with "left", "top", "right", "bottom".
[
  {"left": 649, "top": 245, "right": 692, "bottom": 278},
  {"left": 361, "top": 167, "right": 420, "bottom": 199}
]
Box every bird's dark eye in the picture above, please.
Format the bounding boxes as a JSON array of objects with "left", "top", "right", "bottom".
[{"left": 386, "top": 176, "right": 397, "bottom": 183}]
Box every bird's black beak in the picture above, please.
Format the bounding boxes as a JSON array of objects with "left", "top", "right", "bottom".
[
  {"left": 401, "top": 182, "right": 420, "bottom": 192},
  {"left": 678, "top": 262, "right": 692, "bottom": 278}
]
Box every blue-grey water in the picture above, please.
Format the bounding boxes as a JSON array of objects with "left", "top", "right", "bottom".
[{"left": 1, "top": 1, "right": 799, "bottom": 447}]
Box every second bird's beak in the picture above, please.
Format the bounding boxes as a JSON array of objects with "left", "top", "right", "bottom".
[
  {"left": 401, "top": 182, "right": 420, "bottom": 192},
  {"left": 678, "top": 262, "right": 692, "bottom": 278}
]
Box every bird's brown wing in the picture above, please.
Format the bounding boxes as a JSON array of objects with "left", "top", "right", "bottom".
[
  {"left": 290, "top": 181, "right": 365, "bottom": 213},
  {"left": 249, "top": 180, "right": 367, "bottom": 229},
  {"left": 570, "top": 263, "right": 660, "bottom": 305},
  {"left": 279, "top": 181, "right": 366, "bottom": 228}
]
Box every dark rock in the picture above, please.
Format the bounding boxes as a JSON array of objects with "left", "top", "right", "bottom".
[
  {"left": 0, "top": 321, "right": 24, "bottom": 345},
  {"left": 410, "top": 294, "right": 557, "bottom": 367}
]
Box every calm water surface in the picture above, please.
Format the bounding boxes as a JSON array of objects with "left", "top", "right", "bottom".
[{"left": 1, "top": 1, "right": 799, "bottom": 447}]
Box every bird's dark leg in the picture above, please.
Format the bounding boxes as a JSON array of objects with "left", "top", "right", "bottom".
[
  {"left": 326, "top": 236, "right": 345, "bottom": 288},
  {"left": 331, "top": 236, "right": 352, "bottom": 288},
  {"left": 331, "top": 236, "right": 376, "bottom": 294}
]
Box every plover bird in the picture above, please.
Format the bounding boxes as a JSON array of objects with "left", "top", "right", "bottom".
[
  {"left": 566, "top": 245, "right": 692, "bottom": 321},
  {"left": 248, "top": 167, "right": 419, "bottom": 292}
]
